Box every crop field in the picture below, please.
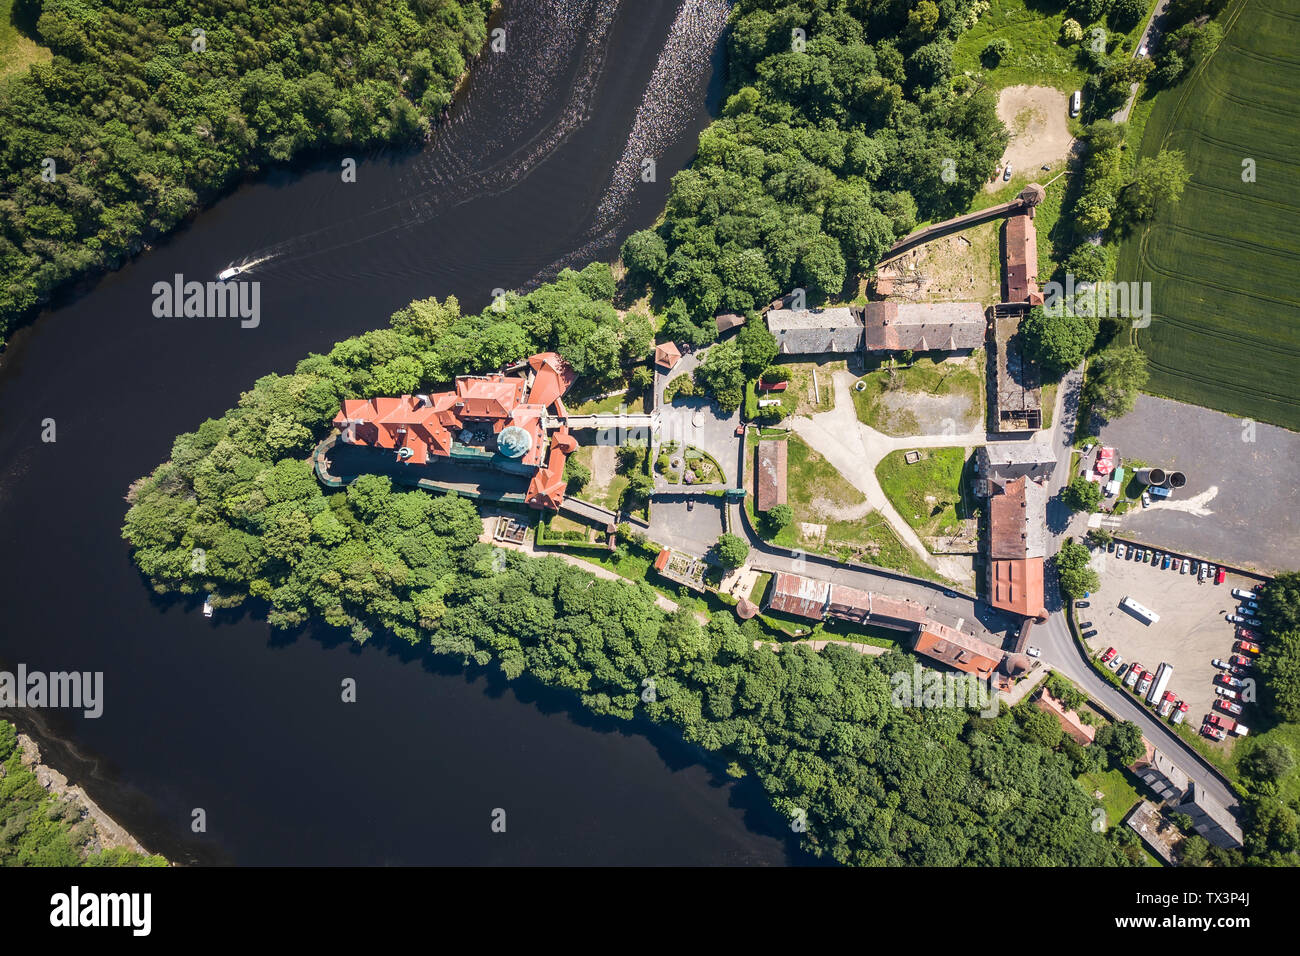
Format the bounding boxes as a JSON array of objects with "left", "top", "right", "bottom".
[{"left": 1117, "top": 0, "right": 1300, "bottom": 431}]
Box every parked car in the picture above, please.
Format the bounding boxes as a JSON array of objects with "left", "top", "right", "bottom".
[
  {"left": 1083, "top": 629, "right": 1098, "bottom": 640},
  {"left": 1158, "top": 691, "right": 1177, "bottom": 718},
  {"left": 1216, "top": 699, "right": 1244, "bottom": 716},
  {"left": 1236, "top": 640, "right": 1261, "bottom": 655},
  {"left": 1107, "top": 653, "right": 1124, "bottom": 671},
  {"left": 1231, "top": 654, "right": 1253, "bottom": 668},
  {"left": 1181, "top": 558, "right": 1191, "bottom": 574},
  {"left": 1191, "top": 560, "right": 1200, "bottom": 574},
  {"left": 1216, "top": 674, "right": 1243, "bottom": 688},
  {"left": 1246, "top": 617, "right": 1262, "bottom": 627},
  {"left": 1125, "top": 665, "right": 1143, "bottom": 689},
  {"left": 1208, "top": 714, "right": 1233, "bottom": 732},
  {"left": 1226, "top": 614, "right": 1247, "bottom": 624},
  {"left": 1162, "top": 554, "right": 1172, "bottom": 570},
  {"left": 1079, "top": 621, "right": 1093, "bottom": 629},
  {"left": 1142, "top": 491, "right": 1151, "bottom": 508},
  {"left": 1027, "top": 646, "right": 1041, "bottom": 659},
  {"left": 1076, "top": 600, "right": 1091, "bottom": 608},
  {"left": 1070, "top": 90, "right": 1082, "bottom": 117},
  {"left": 1203, "top": 725, "right": 1227, "bottom": 742},
  {"left": 1171, "top": 701, "right": 1189, "bottom": 725},
  {"left": 1230, "top": 665, "right": 1250, "bottom": 679},
  {"left": 1232, "top": 587, "right": 1255, "bottom": 600},
  {"left": 1198, "top": 565, "right": 1208, "bottom": 583},
  {"left": 1215, "top": 686, "right": 1239, "bottom": 700},
  {"left": 1003, "top": 163, "right": 1013, "bottom": 181},
  {"left": 1138, "top": 42, "right": 1149, "bottom": 57},
  {"left": 1212, "top": 658, "right": 1230, "bottom": 670},
  {"left": 1116, "top": 544, "right": 1126, "bottom": 559},
  {"left": 1215, "top": 567, "right": 1227, "bottom": 585},
  {"left": 1107, "top": 540, "right": 1116, "bottom": 552},
  {"left": 1100, "top": 647, "right": 1117, "bottom": 663},
  {"left": 1237, "top": 627, "right": 1260, "bottom": 641}
]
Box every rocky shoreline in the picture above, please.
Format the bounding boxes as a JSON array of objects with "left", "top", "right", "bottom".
[{"left": 5, "top": 733, "right": 157, "bottom": 860}]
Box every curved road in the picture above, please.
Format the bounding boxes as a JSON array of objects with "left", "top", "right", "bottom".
[
  {"left": 722, "top": 362, "right": 1241, "bottom": 812},
  {"left": 1035, "top": 366, "right": 1240, "bottom": 811}
]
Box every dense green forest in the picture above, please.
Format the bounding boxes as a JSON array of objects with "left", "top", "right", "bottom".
[
  {"left": 621, "top": 0, "right": 1008, "bottom": 344},
  {"left": 123, "top": 272, "right": 1140, "bottom": 865},
  {"left": 0, "top": 720, "right": 167, "bottom": 865},
  {"left": 0, "top": 0, "right": 492, "bottom": 344}
]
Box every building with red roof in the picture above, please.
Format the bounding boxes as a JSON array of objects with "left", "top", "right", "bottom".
[
  {"left": 654, "top": 341, "right": 682, "bottom": 371},
  {"left": 331, "top": 352, "right": 579, "bottom": 511},
  {"left": 1003, "top": 213, "right": 1043, "bottom": 305}
]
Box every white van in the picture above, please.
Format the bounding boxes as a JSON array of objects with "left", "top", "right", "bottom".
[{"left": 1070, "top": 90, "right": 1082, "bottom": 117}]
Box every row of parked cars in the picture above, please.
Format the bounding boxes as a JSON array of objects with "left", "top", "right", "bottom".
[
  {"left": 1108, "top": 539, "right": 1226, "bottom": 584},
  {"left": 1099, "top": 648, "right": 1192, "bottom": 725},
  {"left": 1202, "top": 584, "right": 1267, "bottom": 740}
]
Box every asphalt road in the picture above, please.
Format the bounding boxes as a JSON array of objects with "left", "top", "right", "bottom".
[{"left": 1036, "top": 365, "right": 1241, "bottom": 812}]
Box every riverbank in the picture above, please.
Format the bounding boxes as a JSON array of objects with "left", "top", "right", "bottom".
[{"left": 1, "top": 723, "right": 165, "bottom": 865}]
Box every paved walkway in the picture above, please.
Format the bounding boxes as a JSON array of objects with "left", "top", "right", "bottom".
[{"left": 785, "top": 371, "right": 988, "bottom": 584}]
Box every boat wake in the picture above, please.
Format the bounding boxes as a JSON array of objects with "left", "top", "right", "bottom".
[{"left": 216, "top": 254, "right": 276, "bottom": 280}]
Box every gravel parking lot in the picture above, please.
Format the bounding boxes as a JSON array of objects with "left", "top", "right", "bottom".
[
  {"left": 1079, "top": 544, "right": 1261, "bottom": 738},
  {"left": 1097, "top": 394, "right": 1300, "bottom": 574}
]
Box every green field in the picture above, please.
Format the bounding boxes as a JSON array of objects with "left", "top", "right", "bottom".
[
  {"left": 875, "top": 447, "right": 973, "bottom": 539},
  {"left": 1116, "top": 0, "right": 1300, "bottom": 430},
  {"left": 954, "top": 0, "right": 1155, "bottom": 92},
  {"left": 1, "top": 0, "right": 50, "bottom": 81},
  {"left": 744, "top": 433, "right": 941, "bottom": 580}
]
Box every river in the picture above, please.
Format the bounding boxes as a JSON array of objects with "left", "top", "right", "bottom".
[{"left": 0, "top": 0, "right": 809, "bottom": 865}]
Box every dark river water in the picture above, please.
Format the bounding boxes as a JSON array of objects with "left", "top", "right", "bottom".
[{"left": 0, "top": 0, "right": 808, "bottom": 864}]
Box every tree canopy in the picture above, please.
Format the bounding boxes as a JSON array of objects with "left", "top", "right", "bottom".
[
  {"left": 0, "top": 0, "right": 493, "bottom": 345},
  {"left": 620, "top": 0, "right": 1007, "bottom": 340}
]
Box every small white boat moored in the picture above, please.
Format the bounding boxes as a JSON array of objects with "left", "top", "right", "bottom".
[{"left": 202, "top": 595, "right": 214, "bottom": 618}]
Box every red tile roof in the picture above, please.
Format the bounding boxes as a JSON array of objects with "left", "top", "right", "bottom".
[
  {"left": 333, "top": 352, "right": 576, "bottom": 475},
  {"left": 654, "top": 341, "right": 682, "bottom": 370},
  {"left": 990, "top": 557, "right": 1046, "bottom": 620},
  {"left": 1004, "top": 214, "right": 1039, "bottom": 303},
  {"left": 913, "top": 622, "right": 1004, "bottom": 679},
  {"left": 525, "top": 425, "right": 576, "bottom": 512},
  {"left": 527, "top": 352, "right": 577, "bottom": 410}
]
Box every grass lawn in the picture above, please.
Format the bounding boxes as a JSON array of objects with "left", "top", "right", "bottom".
[
  {"left": 567, "top": 385, "right": 647, "bottom": 416},
  {"left": 850, "top": 352, "right": 984, "bottom": 436},
  {"left": 875, "top": 447, "right": 973, "bottom": 538},
  {"left": 1079, "top": 766, "right": 1144, "bottom": 830},
  {"left": 776, "top": 361, "right": 839, "bottom": 417},
  {"left": 0, "top": 0, "right": 50, "bottom": 82},
  {"left": 954, "top": 0, "right": 1156, "bottom": 93},
  {"left": 570, "top": 444, "right": 629, "bottom": 513},
  {"left": 1115, "top": 0, "right": 1300, "bottom": 430},
  {"left": 746, "top": 433, "right": 941, "bottom": 581}
]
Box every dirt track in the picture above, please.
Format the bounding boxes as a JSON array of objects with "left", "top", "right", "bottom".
[{"left": 988, "top": 85, "right": 1072, "bottom": 190}]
